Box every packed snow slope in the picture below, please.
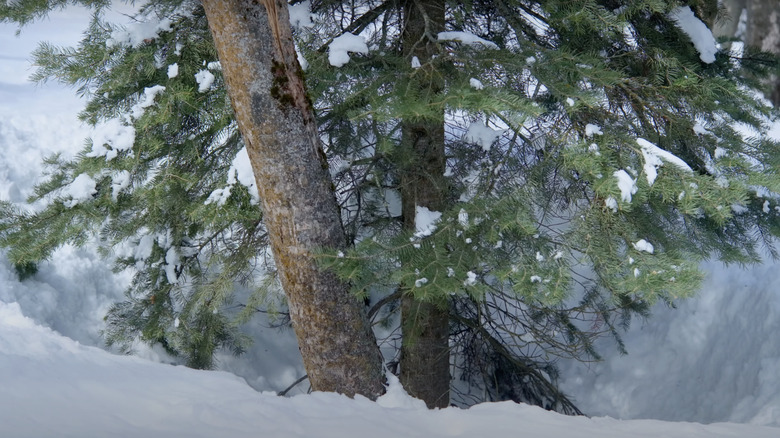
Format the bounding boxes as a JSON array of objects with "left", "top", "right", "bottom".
[{"left": 1, "top": 301, "right": 778, "bottom": 438}]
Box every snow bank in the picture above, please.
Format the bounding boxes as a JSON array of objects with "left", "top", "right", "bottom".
[
  {"left": 1, "top": 300, "right": 778, "bottom": 438},
  {"left": 560, "top": 259, "right": 780, "bottom": 427}
]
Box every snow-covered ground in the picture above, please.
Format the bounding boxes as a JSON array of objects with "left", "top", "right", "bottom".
[
  {"left": 2, "top": 5, "right": 780, "bottom": 437},
  {"left": 3, "top": 300, "right": 780, "bottom": 438}
]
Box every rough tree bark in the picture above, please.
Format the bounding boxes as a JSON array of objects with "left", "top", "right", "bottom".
[
  {"left": 714, "top": 0, "right": 780, "bottom": 105},
  {"left": 711, "top": 0, "right": 746, "bottom": 39},
  {"left": 746, "top": 0, "right": 780, "bottom": 105},
  {"left": 398, "top": 0, "right": 451, "bottom": 409},
  {"left": 200, "top": 0, "right": 385, "bottom": 399}
]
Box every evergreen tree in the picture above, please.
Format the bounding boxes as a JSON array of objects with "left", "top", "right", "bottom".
[
  {"left": 3, "top": 0, "right": 780, "bottom": 411},
  {"left": 311, "top": 0, "right": 780, "bottom": 407}
]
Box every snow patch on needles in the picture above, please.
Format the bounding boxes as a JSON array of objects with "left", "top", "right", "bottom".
[
  {"left": 464, "top": 121, "right": 505, "bottom": 151},
  {"left": 130, "top": 85, "right": 166, "bottom": 119},
  {"left": 637, "top": 138, "right": 692, "bottom": 185},
  {"left": 195, "top": 69, "right": 215, "bottom": 93},
  {"left": 438, "top": 31, "right": 498, "bottom": 49},
  {"left": 585, "top": 124, "right": 603, "bottom": 137},
  {"left": 105, "top": 3, "right": 195, "bottom": 48},
  {"left": 614, "top": 169, "right": 637, "bottom": 203},
  {"left": 469, "top": 78, "right": 484, "bottom": 89},
  {"left": 167, "top": 63, "right": 179, "bottom": 78},
  {"left": 107, "top": 18, "right": 172, "bottom": 48},
  {"left": 414, "top": 206, "right": 442, "bottom": 238},
  {"left": 669, "top": 6, "right": 718, "bottom": 63},
  {"left": 205, "top": 147, "right": 260, "bottom": 206},
  {"left": 230, "top": 147, "right": 260, "bottom": 204},
  {"left": 62, "top": 174, "right": 97, "bottom": 208},
  {"left": 464, "top": 271, "right": 477, "bottom": 287},
  {"left": 165, "top": 247, "right": 180, "bottom": 284},
  {"left": 633, "top": 239, "right": 655, "bottom": 254},
  {"left": 328, "top": 33, "right": 369, "bottom": 67},
  {"left": 111, "top": 170, "right": 131, "bottom": 201},
  {"left": 87, "top": 118, "right": 136, "bottom": 161}
]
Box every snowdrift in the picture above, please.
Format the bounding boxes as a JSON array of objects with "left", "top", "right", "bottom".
[{"left": 1, "top": 301, "right": 778, "bottom": 438}]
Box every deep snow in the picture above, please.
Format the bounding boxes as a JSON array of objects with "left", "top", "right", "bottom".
[
  {"left": 2, "top": 300, "right": 780, "bottom": 438},
  {"left": 2, "top": 4, "right": 780, "bottom": 436}
]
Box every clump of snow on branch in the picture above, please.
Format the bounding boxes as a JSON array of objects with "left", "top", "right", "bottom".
[
  {"left": 414, "top": 206, "right": 442, "bottom": 238},
  {"left": 463, "top": 271, "right": 477, "bottom": 287},
  {"left": 605, "top": 196, "right": 618, "bottom": 212},
  {"left": 62, "top": 174, "right": 97, "bottom": 208},
  {"left": 195, "top": 69, "right": 215, "bottom": 93},
  {"left": 637, "top": 138, "right": 693, "bottom": 185},
  {"left": 229, "top": 147, "right": 259, "bottom": 204},
  {"left": 614, "top": 169, "right": 638, "bottom": 203},
  {"left": 111, "top": 170, "right": 131, "bottom": 201},
  {"left": 86, "top": 118, "right": 136, "bottom": 161},
  {"left": 585, "top": 123, "right": 603, "bottom": 137},
  {"left": 328, "top": 33, "right": 369, "bottom": 67},
  {"left": 464, "top": 121, "right": 505, "bottom": 151},
  {"left": 437, "top": 31, "right": 498, "bottom": 49},
  {"left": 206, "top": 147, "right": 259, "bottom": 206},
  {"left": 469, "top": 78, "right": 484, "bottom": 89},
  {"left": 165, "top": 247, "right": 180, "bottom": 284},
  {"left": 633, "top": 239, "right": 655, "bottom": 254},
  {"left": 87, "top": 85, "right": 167, "bottom": 160},
  {"left": 106, "top": 17, "right": 172, "bottom": 48},
  {"left": 130, "top": 85, "right": 166, "bottom": 119},
  {"left": 105, "top": 3, "right": 195, "bottom": 48},
  {"left": 167, "top": 63, "right": 179, "bottom": 78},
  {"left": 669, "top": 6, "right": 717, "bottom": 63}
]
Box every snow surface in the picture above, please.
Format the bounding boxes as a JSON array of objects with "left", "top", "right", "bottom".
[
  {"left": 2, "top": 300, "right": 780, "bottom": 438},
  {"left": 3, "top": 6, "right": 780, "bottom": 437}
]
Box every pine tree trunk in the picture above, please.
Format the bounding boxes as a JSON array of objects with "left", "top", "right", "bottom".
[
  {"left": 745, "top": 0, "right": 780, "bottom": 105},
  {"left": 711, "top": 0, "right": 746, "bottom": 39},
  {"left": 200, "top": 0, "right": 385, "bottom": 399},
  {"left": 398, "top": 0, "right": 450, "bottom": 409}
]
